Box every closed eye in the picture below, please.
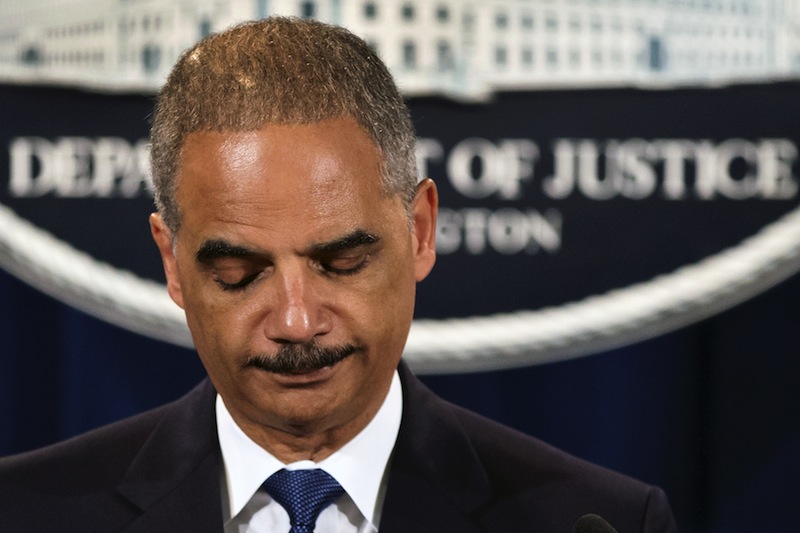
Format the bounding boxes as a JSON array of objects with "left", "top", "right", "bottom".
[
  {"left": 320, "top": 252, "right": 371, "bottom": 276},
  {"left": 310, "top": 230, "right": 380, "bottom": 277},
  {"left": 208, "top": 259, "right": 267, "bottom": 292},
  {"left": 214, "top": 270, "right": 261, "bottom": 291},
  {"left": 196, "top": 239, "right": 268, "bottom": 292}
]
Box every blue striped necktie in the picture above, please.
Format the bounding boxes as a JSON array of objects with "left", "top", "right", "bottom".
[{"left": 262, "top": 468, "right": 345, "bottom": 533}]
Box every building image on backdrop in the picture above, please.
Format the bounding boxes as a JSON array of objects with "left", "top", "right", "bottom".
[{"left": 1, "top": 0, "right": 800, "bottom": 98}]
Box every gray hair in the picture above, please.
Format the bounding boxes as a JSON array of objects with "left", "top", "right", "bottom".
[{"left": 150, "top": 16, "right": 418, "bottom": 233}]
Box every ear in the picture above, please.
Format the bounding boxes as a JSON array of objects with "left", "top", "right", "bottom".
[
  {"left": 411, "top": 178, "right": 438, "bottom": 282},
  {"left": 149, "top": 213, "right": 185, "bottom": 309}
]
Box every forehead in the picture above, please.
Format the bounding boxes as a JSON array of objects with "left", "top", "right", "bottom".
[
  {"left": 174, "top": 117, "right": 397, "bottom": 244},
  {"left": 178, "top": 116, "right": 382, "bottom": 190}
]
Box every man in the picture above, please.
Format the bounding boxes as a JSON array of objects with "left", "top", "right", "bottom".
[{"left": 0, "top": 17, "right": 677, "bottom": 532}]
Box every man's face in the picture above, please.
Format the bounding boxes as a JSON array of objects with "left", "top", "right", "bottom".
[{"left": 150, "top": 116, "right": 437, "bottom": 444}]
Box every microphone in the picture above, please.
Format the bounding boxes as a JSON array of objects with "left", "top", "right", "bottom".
[{"left": 573, "top": 513, "right": 619, "bottom": 533}]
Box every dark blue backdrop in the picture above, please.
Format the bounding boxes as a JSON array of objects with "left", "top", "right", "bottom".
[
  {"left": 1, "top": 81, "right": 800, "bottom": 532},
  {"left": 2, "top": 265, "right": 799, "bottom": 532}
]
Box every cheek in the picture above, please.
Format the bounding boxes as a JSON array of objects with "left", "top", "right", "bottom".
[
  {"left": 357, "top": 254, "right": 417, "bottom": 337},
  {"left": 178, "top": 275, "right": 252, "bottom": 357},
  {"left": 194, "top": 297, "right": 259, "bottom": 341}
]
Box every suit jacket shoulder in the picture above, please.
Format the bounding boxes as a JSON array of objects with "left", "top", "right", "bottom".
[
  {"left": 0, "top": 364, "right": 677, "bottom": 533},
  {"left": 0, "top": 379, "right": 223, "bottom": 532},
  {"left": 380, "top": 363, "right": 678, "bottom": 533}
]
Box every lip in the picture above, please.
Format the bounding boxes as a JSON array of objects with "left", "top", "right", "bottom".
[{"left": 267, "top": 360, "right": 344, "bottom": 386}]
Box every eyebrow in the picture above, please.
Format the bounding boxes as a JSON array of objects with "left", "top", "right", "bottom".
[
  {"left": 308, "top": 230, "right": 381, "bottom": 255},
  {"left": 194, "top": 230, "right": 380, "bottom": 265},
  {"left": 195, "top": 239, "right": 257, "bottom": 265}
]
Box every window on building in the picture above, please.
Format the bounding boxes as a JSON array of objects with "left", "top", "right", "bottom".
[
  {"left": 463, "top": 11, "right": 475, "bottom": 31},
  {"left": 436, "top": 5, "right": 449, "bottom": 23},
  {"left": 648, "top": 35, "right": 664, "bottom": 70},
  {"left": 301, "top": 1, "right": 316, "bottom": 19},
  {"left": 142, "top": 44, "right": 161, "bottom": 73},
  {"left": 364, "top": 1, "right": 378, "bottom": 19},
  {"left": 546, "top": 48, "right": 558, "bottom": 66},
  {"left": 545, "top": 13, "right": 558, "bottom": 31},
  {"left": 522, "top": 47, "right": 534, "bottom": 66},
  {"left": 495, "top": 12, "right": 509, "bottom": 29},
  {"left": 257, "top": 0, "right": 269, "bottom": 19},
  {"left": 367, "top": 39, "right": 379, "bottom": 55},
  {"left": 437, "top": 40, "right": 454, "bottom": 71},
  {"left": 199, "top": 18, "right": 212, "bottom": 39},
  {"left": 495, "top": 46, "right": 508, "bottom": 66},
  {"left": 401, "top": 3, "right": 415, "bottom": 21},
  {"left": 21, "top": 46, "right": 42, "bottom": 66},
  {"left": 521, "top": 13, "right": 534, "bottom": 30},
  {"left": 402, "top": 40, "right": 416, "bottom": 68}
]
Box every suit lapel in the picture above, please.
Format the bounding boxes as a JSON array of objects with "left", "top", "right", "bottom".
[
  {"left": 379, "top": 363, "right": 493, "bottom": 533},
  {"left": 116, "top": 379, "right": 224, "bottom": 532}
]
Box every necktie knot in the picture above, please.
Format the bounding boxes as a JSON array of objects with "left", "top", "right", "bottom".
[{"left": 262, "top": 468, "right": 344, "bottom": 533}]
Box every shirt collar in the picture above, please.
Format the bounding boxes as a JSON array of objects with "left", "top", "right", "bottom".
[{"left": 216, "top": 370, "right": 402, "bottom": 526}]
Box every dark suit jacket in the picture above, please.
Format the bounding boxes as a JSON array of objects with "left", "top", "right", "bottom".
[{"left": 0, "top": 362, "right": 677, "bottom": 532}]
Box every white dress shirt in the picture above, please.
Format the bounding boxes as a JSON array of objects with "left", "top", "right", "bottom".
[{"left": 217, "top": 371, "right": 402, "bottom": 533}]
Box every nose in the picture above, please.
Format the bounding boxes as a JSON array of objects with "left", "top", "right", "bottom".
[{"left": 263, "top": 265, "right": 330, "bottom": 344}]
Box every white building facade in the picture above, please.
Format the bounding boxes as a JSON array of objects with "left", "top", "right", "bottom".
[{"left": 1, "top": 0, "right": 800, "bottom": 97}]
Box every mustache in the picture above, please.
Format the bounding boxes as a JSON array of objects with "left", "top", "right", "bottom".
[{"left": 244, "top": 342, "right": 360, "bottom": 374}]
